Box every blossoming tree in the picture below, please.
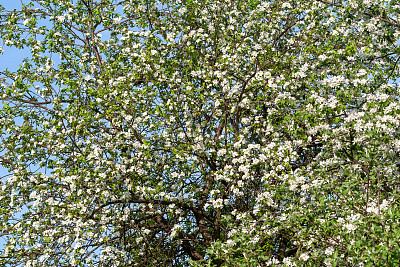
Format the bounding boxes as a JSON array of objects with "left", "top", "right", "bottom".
[{"left": 0, "top": 0, "right": 400, "bottom": 266}]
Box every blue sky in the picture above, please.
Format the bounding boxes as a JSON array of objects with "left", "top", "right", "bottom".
[
  {"left": 0, "top": 0, "right": 24, "bottom": 170},
  {"left": 0, "top": 0, "right": 131, "bottom": 254},
  {"left": 0, "top": 1, "right": 29, "bottom": 251},
  {"left": 0, "top": 1, "right": 25, "bottom": 71},
  {"left": 0, "top": 1, "right": 28, "bottom": 181}
]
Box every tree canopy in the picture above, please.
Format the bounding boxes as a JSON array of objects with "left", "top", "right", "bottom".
[{"left": 0, "top": 0, "right": 400, "bottom": 266}]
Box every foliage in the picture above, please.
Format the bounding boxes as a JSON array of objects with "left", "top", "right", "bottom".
[{"left": 0, "top": 0, "right": 400, "bottom": 266}]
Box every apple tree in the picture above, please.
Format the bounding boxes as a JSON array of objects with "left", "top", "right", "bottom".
[{"left": 0, "top": 0, "right": 400, "bottom": 266}]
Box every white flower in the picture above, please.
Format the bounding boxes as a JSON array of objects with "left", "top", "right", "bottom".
[
  {"left": 318, "top": 54, "right": 328, "bottom": 61},
  {"left": 325, "top": 246, "right": 334, "bottom": 256},
  {"left": 283, "top": 257, "right": 294, "bottom": 266},
  {"left": 170, "top": 224, "right": 182, "bottom": 237},
  {"left": 29, "top": 191, "right": 38, "bottom": 199},
  {"left": 213, "top": 198, "right": 224, "bottom": 209},
  {"left": 299, "top": 253, "right": 309, "bottom": 261},
  {"left": 143, "top": 229, "right": 151, "bottom": 235},
  {"left": 322, "top": 75, "right": 347, "bottom": 88},
  {"left": 357, "top": 69, "right": 367, "bottom": 77},
  {"left": 226, "top": 239, "right": 236, "bottom": 246},
  {"left": 366, "top": 206, "right": 379, "bottom": 214},
  {"left": 344, "top": 223, "right": 357, "bottom": 232},
  {"left": 167, "top": 32, "right": 175, "bottom": 42},
  {"left": 217, "top": 149, "right": 226, "bottom": 156},
  {"left": 138, "top": 5, "right": 146, "bottom": 12},
  {"left": 57, "top": 15, "right": 65, "bottom": 22},
  {"left": 178, "top": 7, "right": 187, "bottom": 14},
  {"left": 228, "top": 229, "right": 237, "bottom": 237},
  {"left": 381, "top": 199, "right": 390, "bottom": 211},
  {"left": 282, "top": 2, "right": 292, "bottom": 9}
]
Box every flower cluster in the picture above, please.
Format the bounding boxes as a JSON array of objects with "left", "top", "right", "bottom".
[{"left": 0, "top": 0, "right": 400, "bottom": 266}]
